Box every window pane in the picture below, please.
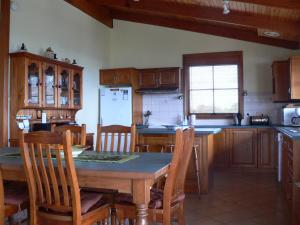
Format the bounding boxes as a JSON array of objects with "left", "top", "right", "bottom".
[
  {"left": 214, "top": 65, "right": 238, "bottom": 89},
  {"left": 190, "top": 66, "right": 213, "bottom": 89},
  {"left": 214, "top": 89, "right": 239, "bottom": 113},
  {"left": 190, "top": 90, "right": 213, "bottom": 113}
]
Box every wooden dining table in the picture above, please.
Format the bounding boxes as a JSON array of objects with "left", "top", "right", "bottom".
[{"left": 0, "top": 147, "right": 172, "bottom": 225}]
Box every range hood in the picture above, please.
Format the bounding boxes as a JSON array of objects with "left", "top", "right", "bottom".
[{"left": 135, "top": 87, "right": 179, "bottom": 94}]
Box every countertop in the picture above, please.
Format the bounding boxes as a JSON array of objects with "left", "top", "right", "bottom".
[
  {"left": 137, "top": 126, "right": 222, "bottom": 135},
  {"left": 275, "top": 127, "right": 300, "bottom": 140},
  {"left": 137, "top": 125, "right": 300, "bottom": 140}
]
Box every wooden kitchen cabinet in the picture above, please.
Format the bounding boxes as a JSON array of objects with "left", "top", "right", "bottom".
[
  {"left": 138, "top": 134, "right": 174, "bottom": 152},
  {"left": 272, "top": 61, "right": 290, "bottom": 102},
  {"left": 71, "top": 69, "right": 83, "bottom": 109},
  {"left": 229, "top": 128, "right": 258, "bottom": 167},
  {"left": 100, "top": 68, "right": 134, "bottom": 86},
  {"left": 257, "top": 128, "right": 275, "bottom": 168},
  {"left": 43, "top": 62, "right": 58, "bottom": 108},
  {"left": 272, "top": 57, "right": 300, "bottom": 102},
  {"left": 138, "top": 67, "right": 180, "bottom": 89}
]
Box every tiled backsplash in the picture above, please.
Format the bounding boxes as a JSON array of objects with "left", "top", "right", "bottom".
[{"left": 142, "top": 92, "right": 285, "bottom": 125}]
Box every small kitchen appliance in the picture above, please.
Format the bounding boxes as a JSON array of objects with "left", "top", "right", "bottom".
[
  {"left": 249, "top": 114, "right": 270, "bottom": 126},
  {"left": 281, "top": 104, "right": 300, "bottom": 126}
]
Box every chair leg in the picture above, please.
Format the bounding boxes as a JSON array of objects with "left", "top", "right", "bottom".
[
  {"left": 8, "top": 217, "right": 14, "bottom": 225},
  {"left": 178, "top": 202, "right": 185, "bottom": 225},
  {"left": 128, "top": 219, "right": 135, "bottom": 225}
]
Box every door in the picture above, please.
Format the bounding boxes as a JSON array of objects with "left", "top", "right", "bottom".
[
  {"left": 139, "top": 70, "right": 158, "bottom": 88},
  {"left": 58, "top": 67, "right": 71, "bottom": 108},
  {"left": 42, "top": 63, "right": 57, "bottom": 107},
  {"left": 258, "top": 129, "right": 275, "bottom": 168},
  {"left": 229, "top": 129, "right": 257, "bottom": 167},
  {"left": 25, "top": 59, "right": 42, "bottom": 107},
  {"left": 72, "top": 70, "right": 82, "bottom": 109},
  {"left": 158, "top": 68, "right": 180, "bottom": 88},
  {"left": 290, "top": 56, "right": 300, "bottom": 100},
  {"left": 100, "top": 70, "right": 116, "bottom": 85},
  {"left": 272, "top": 61, "right": 290, "bottom": 102},
  {"left": 213, "top": 129, "right": 229, "bottom": 168}
]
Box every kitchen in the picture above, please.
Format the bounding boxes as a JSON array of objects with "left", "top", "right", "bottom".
[{"left": 1, "top": 0, "right": 300, "bottom": 225}]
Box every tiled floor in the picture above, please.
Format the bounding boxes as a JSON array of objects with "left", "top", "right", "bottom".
[{"left": 185, "top": 168, "right": 291, "bottom": 225}]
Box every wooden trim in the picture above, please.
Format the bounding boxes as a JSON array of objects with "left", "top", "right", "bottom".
[
  {"left": 64, "top": 0, "right": 113, "bottom": 28},
  {"left": 0, "top": 0, "right": 10, "bottom": 147},
  {"left": 111, "top": 8, "right": 300, "bottom": 50},
  {"left": 183, "top": 51, "right": 244, "bottom": 119},
  {"left": 111, "top": 0, "right": 300, "bottom": 39}
]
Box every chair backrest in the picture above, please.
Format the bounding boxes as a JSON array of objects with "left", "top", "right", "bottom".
[
  {"left": 19, "top": 131, "right": 82, "bottom": 222},
  {"left": 53, "top": 124, "right": 86, "bottom": 146},
  {"left": 96, "top": 124, "right": 136, "bottom": 153},
  {"left": 162, "top": 128, "right": 194, "bottom": 220}
]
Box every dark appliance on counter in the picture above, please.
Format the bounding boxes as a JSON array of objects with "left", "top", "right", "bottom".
[
  {"left": 249, "top": 114, "right": 270, "bottom": 125},
  {"left": 233, "top": 113, "right": 243, "bottom": 126}
]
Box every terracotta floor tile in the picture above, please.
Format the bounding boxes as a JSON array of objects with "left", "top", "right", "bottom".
[{"left": 185, "top": 169, "right": 291, "bottom": 225}]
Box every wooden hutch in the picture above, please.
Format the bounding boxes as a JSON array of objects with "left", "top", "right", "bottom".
[{"left": 10, "top": 52, "right": 83, "bottom": 146}]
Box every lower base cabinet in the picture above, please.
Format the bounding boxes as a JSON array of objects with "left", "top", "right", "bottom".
[{"left": 213, "top": 128, "right": 275, "bottom": 169}]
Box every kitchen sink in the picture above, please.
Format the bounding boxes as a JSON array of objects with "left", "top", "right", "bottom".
[{"left": 286, "top": 127, "right": 300, "bottom": 133}]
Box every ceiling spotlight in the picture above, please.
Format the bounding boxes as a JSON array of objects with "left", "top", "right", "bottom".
[{"left": 223, "top": 0, "right": 230, "bottom": 15}]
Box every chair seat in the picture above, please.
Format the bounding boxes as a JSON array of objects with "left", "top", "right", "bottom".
[{"left": 116, "top": 188, "right": 185, "bottom": 209}]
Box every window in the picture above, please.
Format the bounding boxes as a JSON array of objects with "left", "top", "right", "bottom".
[{"left": 183, "top": 51, "right": 243, "bottom": 118}]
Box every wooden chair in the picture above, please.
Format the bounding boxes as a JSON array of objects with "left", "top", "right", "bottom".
[
  {"left": 115, "top": 128, "right": 195, "bottom": 225},
  {"left": 53, "top": 124, "right": 86, "bottom": 146},
  {"left": 19, "top": 130, "right": 111, "bottom": 225},
  {"left": 0, "top": 170, "right": 29, "bottom": 225},
  {"left": 96, "top": 124, "right": 136, "bottom": 153}
]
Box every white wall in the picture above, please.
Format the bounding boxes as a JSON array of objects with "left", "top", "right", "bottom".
[
  {"left": 109, "top": 20, "right": 298, "bottom": 125},
  {"left": 10, "top": 0, "right": 111, "bottom": 135}
]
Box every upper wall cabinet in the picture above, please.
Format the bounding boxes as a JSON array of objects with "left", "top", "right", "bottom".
[
  {"left": 272, "top": 57, "right": 300, "bottom": 102},
  {"left": 100, "top": 68, "right": 134, "bottom": 86},
  {"left": 10, "top": 52, "right": 83, "bottom": 109},
  {"left": 138, "top": 67, "right": 180, "bottom": 90}
]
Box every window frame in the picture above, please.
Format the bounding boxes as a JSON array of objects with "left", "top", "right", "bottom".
[{"left": 183, "top": 51, "right": 244, "bottom": 119}]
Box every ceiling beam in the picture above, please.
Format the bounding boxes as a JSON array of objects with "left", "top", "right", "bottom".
[
  {"left": 111, "top": 8, "right": 300, "bottom": 49},
  {"left": 64, "top": 0, "right": 113, "bottom": 28},
  {"left": 230, "top": 0, "right": 300, "bottom": 10},
  {"left": 93, "top": 0, "right": 300, "bottom": 39}
]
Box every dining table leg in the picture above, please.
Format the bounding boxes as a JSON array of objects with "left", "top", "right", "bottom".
[{"left": 133, "top": 179, "right": 151, "bottom": 225}]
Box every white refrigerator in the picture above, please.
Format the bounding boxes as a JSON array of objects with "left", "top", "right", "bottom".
[{"left": 99, "top": 87, "right": 132, "bottom": 126}]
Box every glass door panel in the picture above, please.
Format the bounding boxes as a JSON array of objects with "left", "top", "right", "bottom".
[
  {"left": 43, "top": 64, "right": 57, "bottom": 107},
  {"left": 72, "top": 71, "right": 82, "bottom": 108},
  {"left": 59, "top": 68, "right": 70, "bottom": 108},
  {"left": 27, "top": 61, "right": 41, "bottom": 106}
]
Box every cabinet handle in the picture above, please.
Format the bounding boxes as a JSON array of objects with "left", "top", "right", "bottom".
[
  {"left": 39, "top": 83, "right": 43, "bottom": 86},
  {"left": 58, "top": 85, "right": 61, "bottom": 88},
  {"left": 288, "top": 88, "right": 291, "bottom": 94}
]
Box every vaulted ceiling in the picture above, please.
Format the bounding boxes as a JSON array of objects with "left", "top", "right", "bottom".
[{"left": 64, "top": 0, "right": 300, "bottom": 49}]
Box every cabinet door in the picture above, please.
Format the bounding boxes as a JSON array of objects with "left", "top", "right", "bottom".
[
  {"left": 25, "top": 59, "right": 43, "bottom": 107},
  {"left": 257, "top": 129, "right": 275, "bottom": 168},
  {"left": 58, "top": 67, "right": 71, "bottom": 108},
  {"left": 42, "top": 63, "right": 57, "bottom": 107},
  {"left": 139, "top": 70, "right": 158, "bottom": 88},
  {"left": 229, "top": 129, "right": 257, "bottom": 167},
  {"left": 290, "top": 56, "right": 300, "bottom": 100},
  {"left": 158, "top": 68, "right": 180, "bottom": 88},
  {"left": 100, "top": 70, "right": 116, "bottom": 85},
  {"left": 272, "top": 61, "right": 290, "bottom": 102},
  {"left": 72, "top": 70, "right": 83, "bottom": 109},
  {"left": 115, "top": 69, "right": 131, "bottom": 85},
  {"left": 138, "top": 134, "right": 174, "bottom": 152},
  {"left": 213, "top": 130, "right": 229, "bottom": 168}
]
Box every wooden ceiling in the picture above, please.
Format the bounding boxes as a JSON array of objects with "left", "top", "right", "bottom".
[{"left": 65, "top": 0, "right": 300, "bottom": 49}]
